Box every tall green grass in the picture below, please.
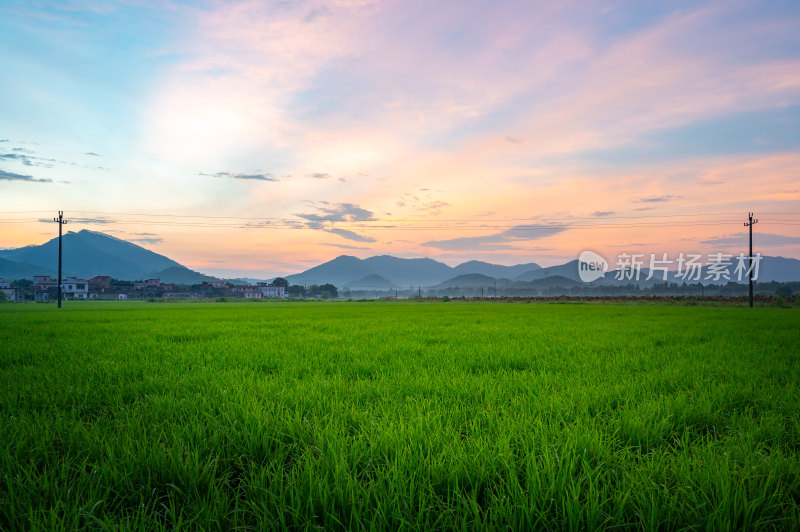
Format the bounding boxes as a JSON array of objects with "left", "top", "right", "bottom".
[{"left": 1, "top": 302, "right": 799, "bottom": 530}]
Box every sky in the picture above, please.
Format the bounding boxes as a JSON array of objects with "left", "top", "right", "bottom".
[{"left": 1, "top": 0, "right": 799, "bottom": 279}]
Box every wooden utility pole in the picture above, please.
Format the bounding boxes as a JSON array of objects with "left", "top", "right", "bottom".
[
  {"left": 744, "top": 212, "right": 758, "bottom": 308},
  {"left": 53, "top": 211, "right": 67, "bottom": 308}
]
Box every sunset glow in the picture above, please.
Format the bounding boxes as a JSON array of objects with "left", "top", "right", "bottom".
[{"left": 2, "top": 0, "right": 799, "bottom": 277}]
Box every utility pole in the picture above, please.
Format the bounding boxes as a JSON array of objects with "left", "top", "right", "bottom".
[
  {"left": 53, "top": 211, "right": 67, "bottom": 308},
  {"left": 744, "top": 212, "right": 758, "bottom": 308}
]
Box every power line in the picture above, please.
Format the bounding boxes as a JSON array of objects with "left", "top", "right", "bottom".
[
  {"left": 1, "top": 209, "right": 798, "bottom": 223},
  {"left": 2, "top": 218, "right": 800, "bottom": 230}
]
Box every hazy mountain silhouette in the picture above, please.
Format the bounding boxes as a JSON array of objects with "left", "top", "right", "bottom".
[
  {"left": 432, "top": 273, "right": 509, "bottom": 289},
  {"left": 514, "top": 260, "right": 582, "bottom": 282},
  {"left": 0, "top": 257, "right": 57, "bottom": 280},
  {"left": 286, "top": 255, "right": 543, "bottom": 287},
  {"left": 285, "top": 255, "right": 372, "bottom": 286},
  {"left": 758, "top": 256, "right": 800, "bottom": 282},
  {"left": 2, "top": 230, "right": 797, "bottom": 287},
  {"left": 452, "top": 260, "right": 540, "bottom": 278},
  {"left": 0, "top": 230, "right": 218, "bottom": 283},
  {"left": 285, "top": 255, "right": 454, "bottom": 286},
  {"left": 528, "top": 275, "right": 582, "bottom": 289},
  {"left": 361, "top": 256, "right": 453, "bottom": 286},
  {"left": 346, "top": 274, "right": 398, "bottom": 289},
  {"left": 148, "top": 266, "right": 219, "bottom": 285}
]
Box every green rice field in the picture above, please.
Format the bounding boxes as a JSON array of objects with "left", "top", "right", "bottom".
[{"left": 1, "top": 301, "right": 799, "bottom": 530}]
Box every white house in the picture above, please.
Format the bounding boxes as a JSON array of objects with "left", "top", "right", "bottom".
[
  {"left": 257, "top": 283, "right": 286, "bottom": 298},
  {"left": 62, "top": 277, "right": 89, "bottom": 299},
  {"left": 0, "top": 278, "right": 16, "bottom": 301},
  {"left": 240, "top": 287, "right": 263, "bottom": 299}
]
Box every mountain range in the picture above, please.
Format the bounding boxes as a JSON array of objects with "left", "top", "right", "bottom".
[
  {"left": 0, "top": 230, "right": 218, "bottom": 284},
  {"left": 284, "top": 255, "right": 541, "bottom": 287},
  {"left": 1, "top": 230, "right": 798, "bottom": 288}
]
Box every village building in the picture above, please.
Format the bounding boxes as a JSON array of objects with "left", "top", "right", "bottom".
[
  {"left": 32, "top": 275, "right": 89, "bottom": 300},
  {"left": 257, "top": 283, "right": 287, "bottom": 298},
  {"left": 62, "top": 277, "right": 89, "bottom": 299},
  {"left": 89, "top": 275, "right": 111, "bottom": 293},
  {"left": 32, "top": 275, "right": 57, "bottom": 300},
  {"left": 134, "top": 278, "right": 162, "bottom": 290},
  {"left": 233, "top": 286, "right": 263, "bottom": 299},
  {"left": 0, "top": 278, "right": 17, "bottom": 301}
]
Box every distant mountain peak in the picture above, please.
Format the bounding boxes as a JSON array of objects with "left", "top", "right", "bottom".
[
  {"left": 0, "top": 230, "right": 206, "bottom": 282},
  {"left": 286, "top": 254, "right": 546, "bottom": 287}
]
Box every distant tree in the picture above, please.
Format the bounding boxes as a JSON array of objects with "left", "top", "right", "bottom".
[
  {"left": 0, "top": 290, "right": 7, "bottom": 303},
  {"left": 287, "top": 285, "right": 305, "bottom": 298},
  {"left": 318, "top": 283, "right": 338, "bottom": 299},
  {"left": 10, "top": 279, "right": 33, "bottom": 301},
  {"left": 272, "top": 277, "right": 289, "bottom": 287},
  {"left": 776, "top": 284, "right": 793, "bottom": 297}
]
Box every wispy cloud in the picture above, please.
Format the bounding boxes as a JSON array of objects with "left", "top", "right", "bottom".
[
  {"left": 633, "top": 195, "right": 680, "bottom": 203},
  {"left": 592, "top": 211, "right": 615, "bottom": 217},
  {"left": 294, "top": 202, "right": 377, "bottom": 242},
  {"left": 129, "top": 237, "right": 163, "bottom": 244},
  {"left": 1, "top": 152, "right": 55, "bottom": 168},
  {"left": 418, "top": 201, "right": 450, "bottom": 215},
  {"left": 200, "top": 171, "right": 278, "bottom": 181},
  {"left": 423, "top": 224, "right": 568, "bottom": 251},
  {"left": 73, "top": 217, "right": 115, "bottom": 224},
  {"left": 307, "top": 172, "right": 331, "bottom": 179},
  {"left": 324, "top": 228, "right": 376, "bottom": 243},
  {"left": 1, "top": 169, "right": 52, "bottom": 183},
  {"left": 303, "top": 5, "right": 331, "bottom": 24},
  {"left": 396, "top": 190, "right": 450, "bottom": 215},
  {"left": 84, "top": 152, "right": 101, "bottom": 157},
  {"left": 320, "top": 242, "right": 371, "bottom": 250},
  {"left": 296, "top": 202, "right": 376, "bottom": 223},
  {"left": 700, "top": 233, "right": 800, "bottom": 247}
]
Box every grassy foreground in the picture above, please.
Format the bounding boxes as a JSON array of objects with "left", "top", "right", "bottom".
[{"left": 1, "top": 302, "right": 799, "bottom": 530}]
